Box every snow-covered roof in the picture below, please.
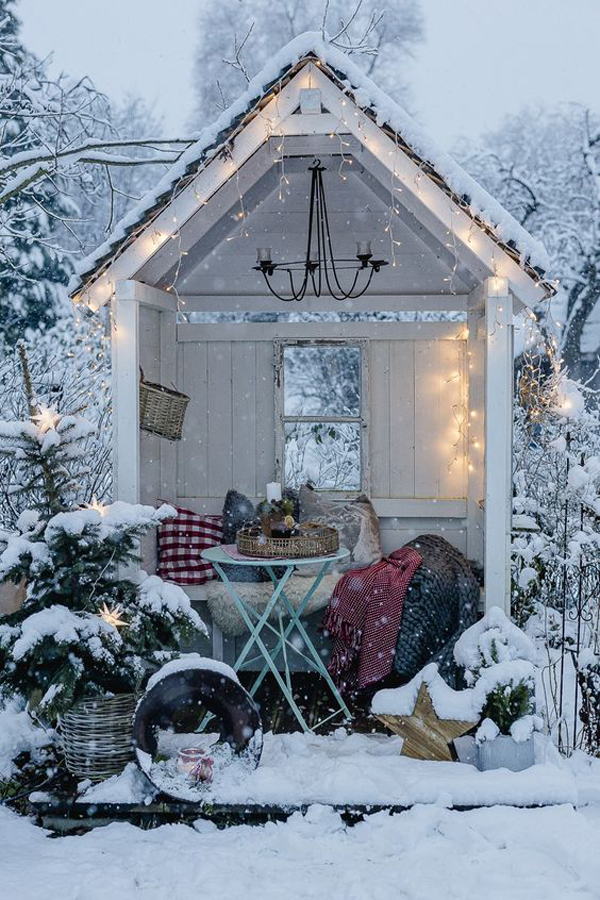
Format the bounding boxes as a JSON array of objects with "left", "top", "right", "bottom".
[{"left": 69, "top": 33, "right": 553, "bottom": 299}]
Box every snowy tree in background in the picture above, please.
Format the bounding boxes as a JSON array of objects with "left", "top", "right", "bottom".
[
  {"left": 0, "top": 2, "right": 73, "bottom": 343},
  {"left": 512, "top": 347, "right": 600, "bottom": 617},
  {"left": 511, "top": 341, "right": 600, "bottom": 752},
  {"left": 0, "top": 340, "right": 111, "bottom": 529},
  {"left": 0, "top": 0, "right": 190, "bottom": 346},
  {"left": 72, "top": 95, "right": 169, "bottom": 254},
  {"left": 191, "top": 0, "right": 424, "bottom": 121},
  {"left": 0, "top": 350, "right": 206, "bottom": 719},
  {"left": 461, "top": 106, "right": 600, "bottom": 385}
]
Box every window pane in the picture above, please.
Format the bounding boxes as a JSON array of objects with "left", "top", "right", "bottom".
[
  {"left": 283, "top": 345, "right": 360, "bottom": 417},
  {"left": 284, "top": 421, "right": 361, "bottom": 491}
]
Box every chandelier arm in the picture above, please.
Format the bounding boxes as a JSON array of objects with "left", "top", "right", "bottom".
[
  {"left": 316, "top": 174, "right": 343, "bottom": 300},
  {"left": 310, "top": 267, "right": 319, "bottom": 297},
  {"left": 317, "top": 171, "right": 358, "bottom": 301},
  {"left": 320, "top": 168, "right": 354, "bottom": 297},
  {"left": 260, "top": 269, "right": 297, "bottom": 302},
  {"left": 313, "top": 170, "right": 324, "bottom": 297},
  {"left": 304, "top": 163, "right": 318, "bottom": 272},
  {"left": 318, "top": 168, "right": 365, "bottom": 300},
  {"left": 347, "top": 265, "right": 376, "bottom": 299},
  {"left": 289, "top": 267, "right": 310, "bottom": 302}
]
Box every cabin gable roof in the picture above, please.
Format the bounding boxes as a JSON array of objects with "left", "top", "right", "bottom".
[{"left": 70, "top": 33, "right": 554, "bottom": 310}]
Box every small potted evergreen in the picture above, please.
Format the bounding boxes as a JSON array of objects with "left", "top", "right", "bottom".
[{"left": 454, "top": 607, "right": 541, "bottom": 771}]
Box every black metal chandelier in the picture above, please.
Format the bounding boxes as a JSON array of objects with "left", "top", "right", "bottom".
[{"left": 253, "top": 159, "right": 388, "bottom": 302}]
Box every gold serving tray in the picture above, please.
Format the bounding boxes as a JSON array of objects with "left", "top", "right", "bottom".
[{"left": 236, "top": 523, "right": 339, "bottom": 559}]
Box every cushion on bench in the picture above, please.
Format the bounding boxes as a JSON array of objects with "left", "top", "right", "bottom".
[{"left": 204, "top": 572, "right": 341, "bottom": 637}]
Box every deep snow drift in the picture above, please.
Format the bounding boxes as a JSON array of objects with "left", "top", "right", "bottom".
[{"left": 2, "top": 803, "right": 600, "bottom": 900}]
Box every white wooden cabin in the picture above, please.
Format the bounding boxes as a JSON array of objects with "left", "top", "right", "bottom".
[{"left": 70, "top": 35, "right": 553, "bottom": 649}]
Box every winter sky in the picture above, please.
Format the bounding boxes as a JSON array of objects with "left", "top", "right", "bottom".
[{"left": 19, "top": 0, "right": 600, "bottom": 148}]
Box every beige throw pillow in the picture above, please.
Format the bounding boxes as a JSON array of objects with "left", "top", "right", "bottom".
[{"left": 298, "top": 485, "right": 382, "bottom": 574}]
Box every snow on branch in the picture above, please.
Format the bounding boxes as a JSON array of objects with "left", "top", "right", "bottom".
[
  {"left": 321, "top": 0, "right": 383, "bottom": 56},
  {"left": 222, "top": 23, "right": 255, "bottom": 84}
]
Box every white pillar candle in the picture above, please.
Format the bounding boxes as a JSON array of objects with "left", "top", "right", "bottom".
[{"left": 266, "top": 482, "right": 282, "bottom": 503}]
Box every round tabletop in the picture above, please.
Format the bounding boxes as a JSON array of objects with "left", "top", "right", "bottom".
[{"left": 201, "top": 545, "right": 350, "bottom": 567}]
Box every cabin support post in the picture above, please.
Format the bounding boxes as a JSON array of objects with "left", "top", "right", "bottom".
[
  {"left": 483, "top": 276, "right": 513, "bottom": 614},
  {"left": 466, "top": 286, "right": 485, "bottom": 570},
  {"left": 112, "top": 280, "right": 141, "bottom": 504}
]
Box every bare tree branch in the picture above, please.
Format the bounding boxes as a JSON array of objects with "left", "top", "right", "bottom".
[{"left": 222, "top": 22, "right": 255, "bottom": 84}]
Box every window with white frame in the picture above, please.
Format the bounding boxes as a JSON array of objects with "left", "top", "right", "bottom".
[{"left": 275, "top": 340, "right": 368, "bottom": 493}]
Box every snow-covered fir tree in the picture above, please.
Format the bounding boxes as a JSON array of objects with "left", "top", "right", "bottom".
[
  {"left": 0, "top": 349, "right": 206, "bottom": 719},
  {"left": 0, "top": 0, "right": 189, "bottom": 347}
]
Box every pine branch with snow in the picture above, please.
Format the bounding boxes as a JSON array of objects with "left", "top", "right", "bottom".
[
  {"left": 0, "top": 360, "right": 206, "bottom": 720},
  {"left": 0, "top": 502, "right": 207, "bottom": 719}
]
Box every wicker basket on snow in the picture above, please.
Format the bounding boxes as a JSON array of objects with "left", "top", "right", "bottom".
[
  {"left": 60, "top": 694, "right": 136, "bottom": 782},
  {"left": 237, "top": 524, "right": 339, "bottom": 559},
  {"left": 139, "top": 370, "right": 189, "bottom": 441}
]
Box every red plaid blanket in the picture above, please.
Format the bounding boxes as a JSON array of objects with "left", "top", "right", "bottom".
[{"left": 322, "top": 547, "right": 423, "bottom": 691}]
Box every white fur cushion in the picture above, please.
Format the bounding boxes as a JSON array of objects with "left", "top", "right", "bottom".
[
  {"left": 297, "top": 485, "right": 382, "bottom": 575},
  {"left": 204, "top": 572, "right": 340, "bottom": 637}
]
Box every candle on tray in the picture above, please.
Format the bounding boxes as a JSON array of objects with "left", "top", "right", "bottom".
[
  {"left": 266, "top": 482, "right": 282, "bottom": 503},
  {"left": 177, "top": 747, "right": 205, "bottom": 774}
]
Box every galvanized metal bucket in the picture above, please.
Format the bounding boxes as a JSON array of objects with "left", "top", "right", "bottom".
[{"left": 478, "top": 734, "right": 535, "bottom": 772}]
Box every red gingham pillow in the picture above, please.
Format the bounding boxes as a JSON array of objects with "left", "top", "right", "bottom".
[{"left": 157, "top": 504, "right": 223, "bottom": 586}]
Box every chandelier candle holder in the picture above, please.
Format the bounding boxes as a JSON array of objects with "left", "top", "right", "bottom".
[{"left": 254, "top": 159, "right": 388, "bottom": 301}]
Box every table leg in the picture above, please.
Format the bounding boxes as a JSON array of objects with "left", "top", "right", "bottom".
[
  {"left": 248, "top": 563, "right": 351, "bottom": 723},
  {"left": 212, "top": 562, "right": 311, "bottom": 733},
  {"left": 278, "top": 586, "right": 352, "bottom": 722},
  {"left": 212, "top": 563, "right": 292, "bottom": 672},
  {"left": 211, "top": 623, "right": 224, "bottom": 662},
  {"left": 248, "top": 562, "right": 329, "bottom": 697}
]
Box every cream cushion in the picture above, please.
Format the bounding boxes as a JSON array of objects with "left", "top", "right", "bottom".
[{"left": 199, "top": 572, "right": 341, "bottom": 637}]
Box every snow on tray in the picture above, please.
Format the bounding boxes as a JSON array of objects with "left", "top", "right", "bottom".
[
  {"left": 190, "top": 730, "right": 578, "bottom": 809},
  {"left": 145, "top": 653, "right": 238, "bottom": 693},
  {"left": 69, "top": 32, "right": 549, "bottom": 296},
  {"left": 77, "top": 763, "right": 156, "bottom": 806}
]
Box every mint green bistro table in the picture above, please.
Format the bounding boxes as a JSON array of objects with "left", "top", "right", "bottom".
[{"left": 201, "top": 545, "right": 351, "bottom": 733}]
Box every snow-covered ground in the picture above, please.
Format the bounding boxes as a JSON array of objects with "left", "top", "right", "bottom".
[
  {"left": 4, "top": 722, "right": 600, "bottom": 898},
  {"left": 76, "top": 729, "right": 597, "bottom": 809},
  {"left": 2, "top": 802, "right": 600, "bottom": 899}
]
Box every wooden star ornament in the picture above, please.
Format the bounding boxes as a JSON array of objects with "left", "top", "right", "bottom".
[{"left": 375, "top": 682, "right": 476, "bottom": 762}]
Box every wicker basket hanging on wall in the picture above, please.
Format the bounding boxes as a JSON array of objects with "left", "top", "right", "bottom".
[
  {"left": 139, "top": 369, "right": 189, "bottom": 441},
  {"left": 60, "top": 694, "right": 136, "bottom": 782}
]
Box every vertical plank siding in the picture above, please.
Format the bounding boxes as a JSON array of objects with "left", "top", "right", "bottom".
[
  {"left": 175, "top": 340, "right": 276, "bottom": 502},
  {"left": 207, "top": 342, "right": 233, "bottom": 498},
  {"left": 389, "top": 341, "right": 415, "bottom": 497},
  {"left": 369, "top": 341, "right": 391, "bottom": 497},
  {"left": 178, "top": 341, "right": 209, "bottom": 498},
  {"left": 167, "top": 333, "right": 467, "bottom": 505}
]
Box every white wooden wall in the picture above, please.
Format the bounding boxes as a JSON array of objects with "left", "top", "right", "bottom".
[{"left": 138, "top": 320, "right": 473, "bottom": 562}]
